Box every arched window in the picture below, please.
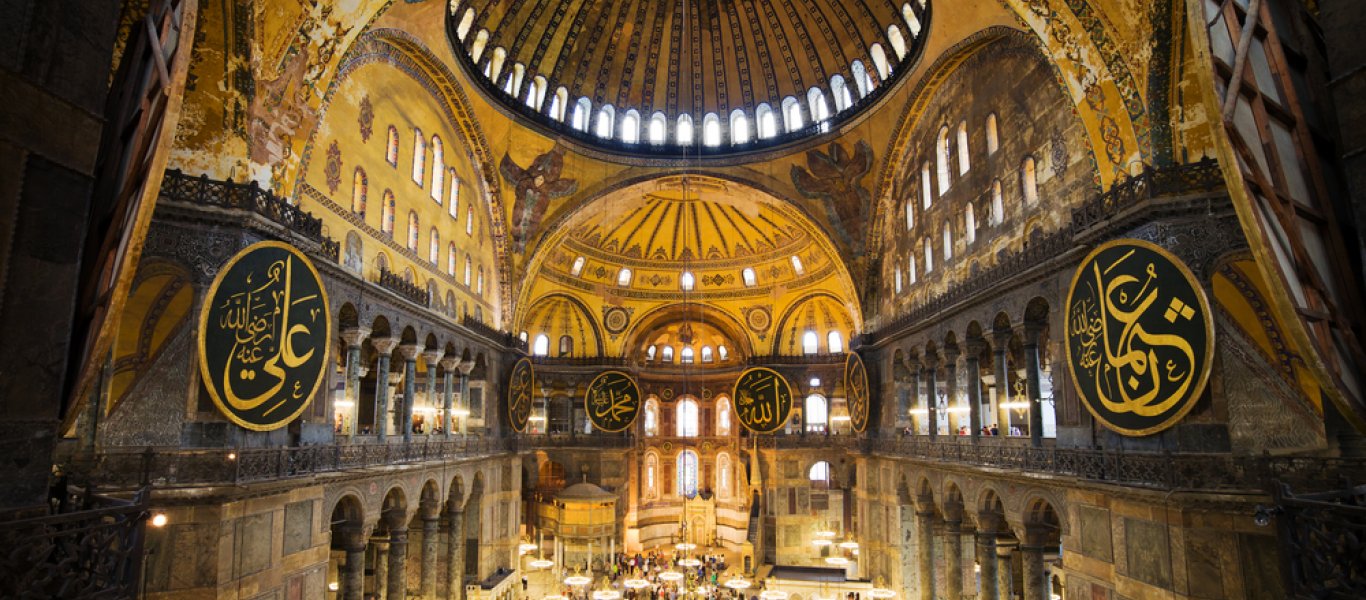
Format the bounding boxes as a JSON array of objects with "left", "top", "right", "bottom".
[
  {"left": 532, "top": 334, "right": 549, "bottom": 356},
  {"left": 407, "top": 211, "right": 420, "bottom": 251},
  {"left": 448, "top": 170, "right": 460, "bottom": 217},
  {"left": 411, "top": 128, "right": 426, "bottom": 186},
  {"left": 429, "top": 228, "right": 440, "bottom": 263},
  {"left": 730, "top": 109, "right": 750, "bottom": 145},
  {"left": 644, "top": 452, "right": 659, "bottom": 498},
  {"left": 936, "top": 126, "right": 951, "bottom": 194},
  {"left": 617, "top": 267, "right": 632, "bottom": 286},
  {"left": 352, "top": 168, "right": 367, "bottom": 215},
  {"left": 831, "top": 75, "right": 852, "bottom": 112},
  {"left": 909, "top": 254, "right": 917, "bottom": 284},
  {"left": 470, "top": 30, "right": 489, "bottom": 63},
  {"left": 956, "top": 122, "right": 970, "bottom": 175},
  {"left": 644, "top": 399, "right": 660, "bottom": 436},
  {"left": 676, "top": 114, "right": 694, "bottom": 145},
  {"left": 646, "top": 345, "right": 657, "bottom": 361},
  {"left": 477, "top": 267, "right": 484, "bottom": 295},
  {"left": 717, "top": 452, "right": 731, "bottom": 498},
  {"left": 431, "top": 136, "right": 445, "bottom": 202},
  {"left": 923, "top": 237, "right": 934, "bottom": 272},
  {"left": 572, "top": 97, "right": 592, "bottom": 131},
  {"left": 716, "top": 396, "right": 731, "bottom": 435},
  {"left": 489, "top": 47, "right": 507, "bottom": 81},
  {"left": 870, "top": 43, "right": 890, "bottom": 80},
  {"left": 386, "top": 126, "right": 399, "bottom": 166},
  {"left": 991, "top": 179, "right": 1004, "bottom": 225},
  {"left": 702, "top": 113, "right": 721, "bottom": 146},
  {"left": 803, "top": 330, "right": 819, "bottom": 355},
  {"left": 828, "top": 331, "right": 844, "bottom": 354},
  {"left": 805, "top": 395, "right": 829, "bottom": 432},
  {"left": 808, "top": 460, "right": 832, "bottom": 488},
  {"left": 965, "top": 203, "right": 977, "bottom": 244},
  {"left": 549, "top": 87, "right": 568, "bottom": 121},
  {"left": 464, "top": 256, "right": 472, "bottom": 286},
  {"left": 661, "top": 346, "right": 675, "bottom": 363},
  {"left": 756, "top": 104, "right": 777, "bottom": 139},
  {"left": 742, "top": 268, "right": 757, "bottom": 287},
  {"left": 558, "top": 335, "right": 573, "bottom": 357},
  {"left": 681, "top": 346, "right": 695, "bottom": 364},
  {"left": 851, "top": 61, "right": 871, "bottom": 97},
  {"left": 790, "top": 255, "right": 805, "bottom": 275},
  {"left": 677, "top": 450, "right": 699, "bottom": 497},
  {"left": 466, "top": 206, "right": 474, "bottom": 235},
  {"left": 894, "top": 266, "right": 903, "bottom": 294},
  {"left": 456, "top": 9, "right": 475, "bottom": 41},
  {"left": 701, "top": 346, "right": 713, "bottom": 363},
  {"left": 888, "top": 24, "right": 907, "bottom": 60},
  {"left": 595, "top": 104, "right": 615, "bottom": 138},
  {"left": 448, "top": 243, "right": 457, "bottom": 276},
  {"left": 509, "top": 63, "right": 526, "bottom": 97},
  {"left": 648, "top": 112, "right": 667, "bottom": 144},
  {"left": 344, "top": 232, "right": 363, "bottom": 274},
  {"left": 902, "top": 3, "right": 922, "bottom": 37},
  {"left": 782, "top": 96, "right": 804, "bottom": 132},
  {"left": 808, "top": 88, "right": 830, "bottom": 124},
  {"left": 621, "top": 110, "right": 640, "bottom": 143},
  {"left": 718, "top": 345, "right": 729, "bottom": 361},
  {"left": 677, "top": 399, "right": 699, "bottom": 437},
  {"left": 571, "top": 256, "right": 586, "bottom": 276},
  {"left": 527, "top": 75, "right": 547, "bottom": 110},
  {"left": 921, "top": 162, "right": 933, "bottom": 209},
  {"left": 680, "top": 270, "right": 695, "bottom": 291},
  {"left": 942, "top": 221, "right": 953, "bottom": 261},
  {"left": 986, "top": 113, "right": 999, "bottom": 155},
  {"left": 381, "top": 190, "right": 396, "bottom": 235},
  {"left": 1022, "top": 157, "right": 1039, "bottom": 205},
  {"left": 905, "top": 198, "right": 914, "bottom": 230}
]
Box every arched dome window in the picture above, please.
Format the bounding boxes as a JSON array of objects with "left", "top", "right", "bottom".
[
  {"left": 831, "top": 75, "right": 852, "bottom": 112},
  {"left": 558, "top": 335, "right": 573, "bottom": 357},
  {"left": 702, "top": 113, "right": 722, "bottom": 146},
  {"left": 550, "top": 87, "right": 569, "bottom": 121},
  {"left": 429, "top": 228, "right": 440, "bottom": 263},
  {"left": 644, "top": 399, "right": 660, "bottom": 436},
  {"left": 532, "top": 334, "right": 549, "bottom": 356},
  {"left": 676, "top": 114, "right": 695, "bottom": 146},
  {"left": 677, "top": 450, "right": 699, "bottom": 497},
  {"left": 448, "top": 170, "right": 460, "bottom": 217},
  {"left": 510, "top": 63, "right": 526, "bottom": 97},
  {"left": 730, "top": 109, "right": 750, "bottom": 144},
  {"left": 782, "top": 96, "right": 804, "bottom": 132},
  {"left": 851, "top": 61, "right": 872, "bottom": 97},
  {"left": 902, "top": 3, "right": 923, "bottom": 37},
  {"left": 489, "top": 47, "right": 507, "bottom": 81},
  {"left": 621, "top": 109, "right": 640, "bottom": 143},
  {"left": 386, "top": 126, "right": 400, "bottom": 167},
  {"left": 806, "top": 395, "right": 828, "bottom": 432},
  {"left": 870, "top": 43, "right": 891, "bottom": 80},
  {"left": 470, "top": 30, "right": 489, "bottom": 63},
  {"left": 957, "top": 122, "right": 970, "bottom": 175},
  {"left": 412, "top": 128, "right": 426, "bottom": 186},
  {"left": 381, "top": 191, "right": 396, "bottom": 235},
  {"left": 742, "top": 267, "right": 757, "bottom": 287},
  {"left": 595, "top": 104, "right": 615, "bottom": 138},
  {"left": 570, "top": 256, "right": 586, "bottom": 276},
  {"left": 991, "top": 179, "right": 1004, "bottom": 225},
  {"left": 718, "top": 345, "right": 729, "bottom": 361},
  {"left": 888, "top": 24, "right": 908, "bottom": 60},
  {"left": 1022, "top": 157, "right": 1039, "bottom": 205},
  {"left": 936, "top": 126, "right": 951, "bottom": 194},
  {"left": 803, "top": 330, "right": 819, "bottom": 355},
  {"left": 677, "top": 398, "right": 699, "bottom": 437},
  {"left": 430, "top": 136, "right": 445, "bottom": 202},
  {"left": 407, "top": 211, "right": 420, "bottom": 251},
  {"left": 701, "top": 346, "right": 714, "bottom": 363},
  {"left": 448, "top": 243, "right": 457, "bottom": 276},
  {"left": 643, "top": 452, "right": 659, "bottom": 498},
  {"left": 648, "top": 112, "right": 668, "bottom": 144},
  {"left": 352, "top": 168, "right": 367, "bottom": 215},
  {"left": 572, "top": 97, "right": 592, "bottom": 131},
  {"left": 661, "top": 346, "right": 675, "bottom": 363},
  {"left": 716, "top": 396, "right": 731, "bottom": 435},
  {"left": 808, "top": 88, "right": 830, "bottom": 124},
  {"left": 809, "top": 460, "right": 832, "bottom": 489},
  {"left": 617, "top": 267, "right": 632, "bottom": 286},
  {"left": 680, "top": 270, "right": 695, "bottom": 291},
  {"left": 527, "top": 75, "right": 547, "bottom": 110},
  {"left": 456, "top": 9, "right": 475, "bottom": 41},
  {"left": 464, "top": 256, "right": 472, "bottom": 286},
  {"left": 905, "top": 198, "right": 914, "bottom": 230},
  {"left": 681, "top": 346, "right": 695, "bottom": 364},
  {"left": 646, "top": 345, "right": 657, "bottom": 361},
  {"left": 986, "top": 113, "right": 1000, "bottom": 155},
  {"left": 828, "top": 331, "right": 844, "bottom": 354},
  {"left": 756, "top": 104, "right": 777, "bottom": 139},
  {"left": 791, "top": 255, "right": 805, "bottom": 276},
  {"left": 921, "top": 162, "right": 933, "bottom": 209}
]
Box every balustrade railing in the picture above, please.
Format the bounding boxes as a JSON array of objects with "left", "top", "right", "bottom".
[
  {"left": 463, "top": 314, "right": 526, "bottom": 350},
  {"left": 378, "top": 266, "right": 431, "bottom": 307},
  {"left": 0, "top": 487, "right": 149, "bottom": 599},
  {"left": 158, "top": 169, "right": 336, "bottom": 252},
  {"left": 59, "top": 438, "right": 510, "bottom": 490},
  {"left": 1274, "top": 482, "right": 1366, "bottom": 599}
]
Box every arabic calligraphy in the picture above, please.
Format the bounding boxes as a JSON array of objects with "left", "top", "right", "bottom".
[
  {"left": 198, "top": 242, "right": 330, "bottom": 431},
  {"left": 1064, "top": 239, "right": 1213, "bottom": 436},
  {"left": 845, "top": 353, "right": 870, "bottom": 433},
  {"left": 732, "top": 367, "right": 794, "bottom": 434},
  {"left": 585, "top": 371, "right": 641, "bottom": 432},
  {"left": 507, "top": 358, "right": 535, "bottom": 432}
]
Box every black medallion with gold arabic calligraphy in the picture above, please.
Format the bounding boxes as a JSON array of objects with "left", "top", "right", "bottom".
[
  {"left": 585, "top": 370, "right": 642, "bottom": 432},
  {"left": 1064, "top": 239, "right": 1214, "bottom": 436},
  {"left": 197, "top": 241, "right": 331, "bottom": 432},
  {"left": 844, "top": 353, "right": 870, "bottom": 433},
  {"left": 732, "top": 367, "right": 794, "bottom": 434},
  {"left": 507, "top": 357, "right": 535, "bottom": 433}
]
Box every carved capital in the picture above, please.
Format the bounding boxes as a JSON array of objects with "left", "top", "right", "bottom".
[
  {"left": 340, "top": 327, "right": 372, "bottom": 348},
  {"left": 370, "top": 337, "right": 401, "bottom": 355},
  {"left": 398, "top": 344, "right": 424, "bottom": 362},
  {"left": 457, "top": 361, "right": 476, "bottom": 376},
  {"left": 440, "top": 357, "right": 462, "bottom": 372},
  {"left": 422, "top": 350, "right": 444, "bottom": 366}
]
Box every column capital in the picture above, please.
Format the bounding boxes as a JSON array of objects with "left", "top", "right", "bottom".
[
  {"left": 357, "top": 366, "right": 370, "bottom": 378},
  {"left": 1020, "top": 322, "right": 1046, "bottom": 346},
  {"left": 398, "top": 343, "right": 425, "bottom": 361},
  {"left": 440, "top": 357, "right": 463, "bottom": 372},
  {"left": 964, "top": 337, "right": 988, "bottom": 357},
  {"left": 457, "top": 361, "right": 476, "bottom": 376},
  {"left": 941, "top": 344, "right": 961, "bottom": 362},
  {"left": 992, "top": 329, "right": 1013, "bottom": 349},
  {"left": 422, "top": 349, "right": 444, "bottom": 366},
  {"left": 341, "top": 327, "right": 372, "bottom": 348},
  {"left": 921, "top": 351, "right": 939, "bottom": 370},
  {"left": 371, "top": 336, "right": 401, "bottom": 355},
  {"left": 338, "top": 524, "right": 370, "bottom": 551},
  {"left": 975, "top": 511, "right": 1003, "bottom": 534}
]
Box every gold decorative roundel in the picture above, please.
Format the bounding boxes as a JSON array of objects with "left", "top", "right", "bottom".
[
  {"left": 732, "top": 367, "right": 794, "bottom": 434},
  {"left": 507, "top": 357, "right": 535, "bottom": 433},
  {"left": 1064, "top": 239, "right": 1214, "bottom": 436},
  {"left": 844, "top": 353, "right": 870, "bottom": 433},
  {"left": 604, "top": 307, "right": 630, "bottom": 334},
  {"left": 746, "top": 307, "right": 771, "bottom": 332},
  {"left": 585, "top": 370, "right": 641, "bottom": 432},
  {"left": 197, "top": 241, "right": 331, "bottom": 432}
]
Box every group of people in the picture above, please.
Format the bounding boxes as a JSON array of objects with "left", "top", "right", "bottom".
[
  {"left": 549, "top": 550, "right": 751, "bottom": 600},
  {"left": 901, "top": 424, "right": 1023, "bottom": 436}
]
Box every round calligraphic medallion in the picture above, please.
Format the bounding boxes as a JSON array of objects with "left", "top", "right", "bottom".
[
  {"left": 1064, "top": 239, "right": 1214, "bottom": 436},
  {"left": 731, "top": 367, "right": 794, "bottom": 434},
  {"left": 604, "top": 307, "right": 630, "bottom": 334},
  {"left": 507, "top": 357, "right": 535, "bottom": 433},
  {"left": 585, "top": 370, "right": 642, "bottom": 432},
  {"left": 845, "top": 353, "right": 870, "bottom": 433},
  {"left": 197, "top": 241, "right": 331, "bottom": 431}
]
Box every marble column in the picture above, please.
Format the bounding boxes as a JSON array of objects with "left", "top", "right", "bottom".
[
  {"left": 965, "top": 340, "right": 985, "bottom": 442},
  {"left": 922, "top": 356, "right": 939, "bottom": 440},
  {"left": 339, "top": 526, "right": 368, "bottom": 600},
  {"left": 340, "top": 328, "right": 371, "bottom": 436},
  {"left": 915, "top": 507, "right": 936, "bottom": 600},
  {"left": 1022, "top": 325, "right": 1044, "bottom": 448},
  {"left": 447, "top": 509, "right": 466, "bottom": 600},
  {"left": 399, "top": 344, "right": 423, "bottom": 443},
  {"left": 907, "top": 359, "right": 922, "bottom": 434},
  {"left": 997, "top": 547, "right": 1013, "bottom": 600},
  {"left": 421, "top": 506, "right": 441, "bottom": 599},
  {"left": 992, "top": 332, "right": 1011, "bottom": 436},
  {"left": 943, "top": 516, "right": 963, "bottom": 600},
  {"left": 975, "top": 514, "right": 1000, "bottom": 600},
  {"left": 943, "top": 346, "right": 960, "bottom": 436},
  {"left": 387, "top": 524, "right": 409, "bottom": 600},
  {"left": 372, "top": 536, "right": 390, "bottom": 600},
  {"left": 371, "top": 337, "right": 400, "bottom": 442},
  {"left": 422, "top": 349, "right": 443, "bottom": 437},
  {"left": 1021, "top": 528, "right": 1047, "bottom": 600},
  {"left": 458, "top": 361, "right": 476, "bottom": 435},
  {"left": 441, "top": 357, "right": 461, "bottom": 439}
]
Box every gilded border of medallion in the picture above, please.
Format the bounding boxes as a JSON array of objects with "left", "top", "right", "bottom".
[
  {"left": 507, "top": 357, "right": 535, "bottom": 433},
  {"left": 845, "top": 352, "right": 869, "bottom": 433},
  {"left": 196, "top": 241, "right": 332, "bottom": 432},
  {"left": 584, "top": 370, "right": 642, "bottom": 433},
  {"left": 1063, "top": 238, "right": 1214, "bottom": 437},
  {"left": 731, "top": 366, "right": 794, "bottom": 434}
]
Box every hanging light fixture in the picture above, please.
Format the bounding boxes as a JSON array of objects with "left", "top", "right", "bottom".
[
  {"left": 530, "top": 558, "right": 555, "bottom": 569},
  {"left": 624, "top": 579, "right": 652, "bottom": 590},
  {"left": 760, "top": 591, "right": 790, "bottom": 600},
  {"left": 658, "top": 570, "right": 685, "bottom": 582},
  {"left": 825, "top": 556, "right": 850, "bottom": 566},
  {"left": 564, "top": 574, "right": 593, "bottom": 586},
  {"left": 723, "top": 578, "right": 752, "bottom": 590}
]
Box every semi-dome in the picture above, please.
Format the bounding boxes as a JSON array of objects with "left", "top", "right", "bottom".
[{"left": 447, "top": 0, "right": 931, "bottom": 156}]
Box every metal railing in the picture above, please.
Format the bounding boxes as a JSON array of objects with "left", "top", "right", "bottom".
[
  {"left": 0, "top": 487, "right": 149, "bottom": 599},
  {"left": 1274, "top": 482, "right": 1366, "bottom": 599},
  {"left": 378, "top": 266, "right": 431, "bottom": 307},
  {"left": 158, "top": 169, "right": 335, "bottom": 252},
  {"left": 60, "top": 438, "right": 512, "bottom": 490}
]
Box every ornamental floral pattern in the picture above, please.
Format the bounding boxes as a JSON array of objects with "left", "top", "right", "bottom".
[
  {"left": 358, "top": 95, "right": 374, "bottom": 142},
  {"left": 324, "top": 141, "right": 342, "bottom": 195}
]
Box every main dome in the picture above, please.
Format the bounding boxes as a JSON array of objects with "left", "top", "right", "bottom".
[{"left": 446, "top": 0, "right": 930, "bottom": 156}]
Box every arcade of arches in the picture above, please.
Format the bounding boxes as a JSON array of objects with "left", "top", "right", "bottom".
[{"left": 2, "top": 1, "right": 1365, "bottom": 600}]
